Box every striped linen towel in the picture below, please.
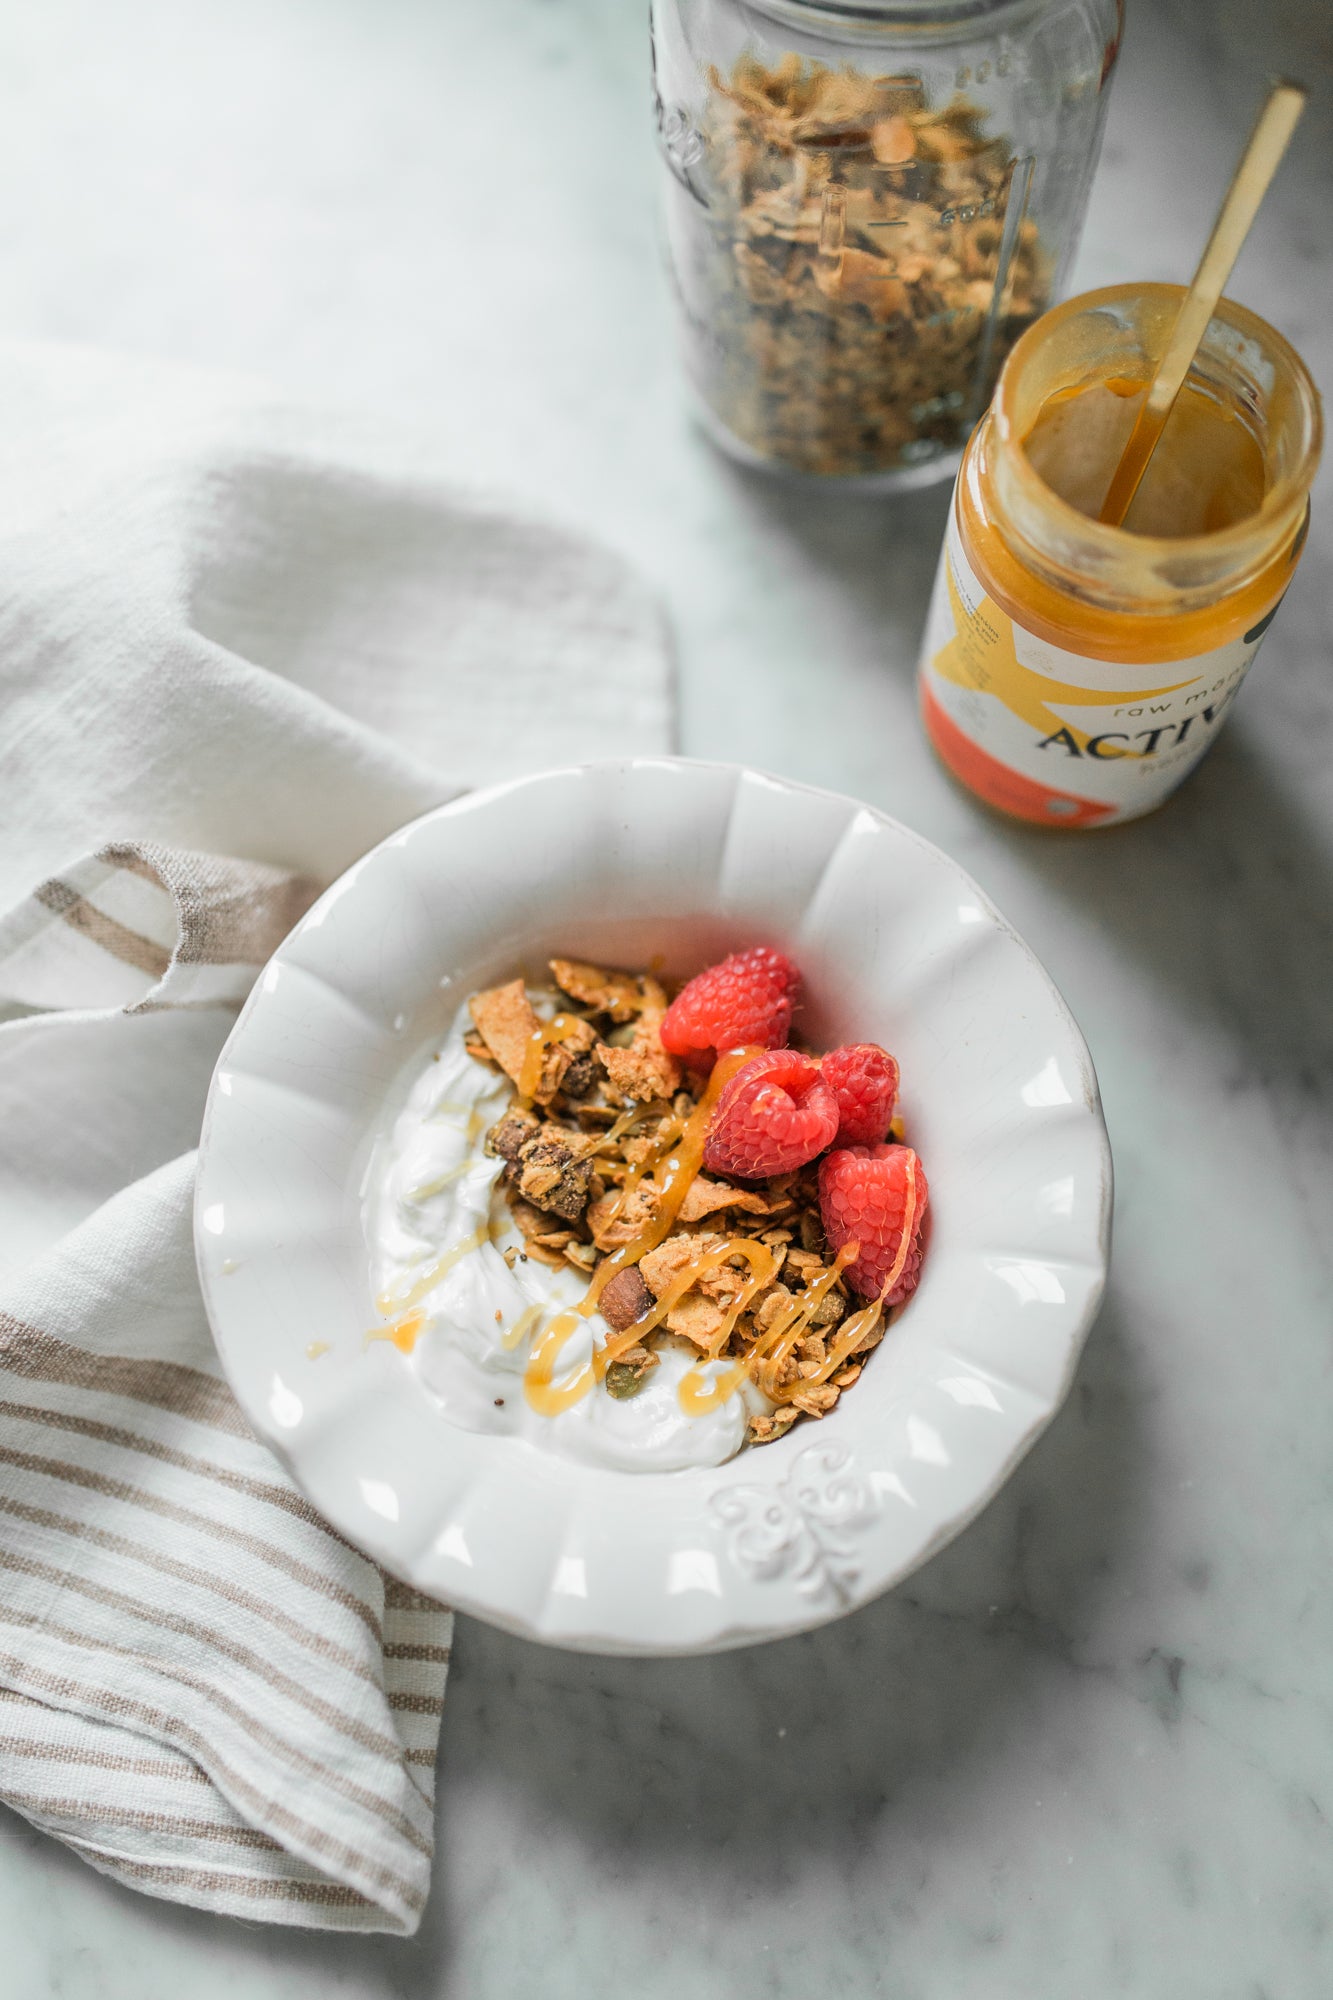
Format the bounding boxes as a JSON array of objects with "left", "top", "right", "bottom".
[{"left": 0, "top": 342, "right": 673, "bottom": 1929}]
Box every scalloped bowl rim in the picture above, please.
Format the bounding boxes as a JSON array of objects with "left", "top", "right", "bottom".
[{"left": 195, "top": 759, "right": 1112, "bottom": 1656}]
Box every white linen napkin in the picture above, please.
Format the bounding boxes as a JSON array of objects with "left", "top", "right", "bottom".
[{"left": 0, "top": 342, "right": 673, "bottom": 1930}]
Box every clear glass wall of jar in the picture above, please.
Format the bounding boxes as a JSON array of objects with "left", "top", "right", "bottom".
[{"left": 651, "top": 0, "right": 1123, "bottom": 489}]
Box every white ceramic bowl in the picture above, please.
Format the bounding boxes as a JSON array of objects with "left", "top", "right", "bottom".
[{"left": 195, "top": 760, "right": 1111, "bottom": 1655}]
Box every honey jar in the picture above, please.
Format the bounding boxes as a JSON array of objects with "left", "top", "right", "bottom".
[{"left": 916, "top": 282, "right": 1322, "bottom": 824}]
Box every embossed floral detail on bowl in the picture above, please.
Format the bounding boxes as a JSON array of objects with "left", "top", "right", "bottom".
[
  {"left": 711, "top": 1445, "right": 877, "bottom": 1607},
  {"left": 195, "top": 759, "right": 1112, "bottom": 1656}
]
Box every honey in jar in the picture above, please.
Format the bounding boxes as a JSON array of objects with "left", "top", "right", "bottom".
[{"left": 916, "top": 283, "right": 1322, "bottom": 826}]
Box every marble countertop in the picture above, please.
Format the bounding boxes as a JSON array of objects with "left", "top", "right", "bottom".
[{"left": 3, "top": 0, "right": 1331, "bottom": 1993}]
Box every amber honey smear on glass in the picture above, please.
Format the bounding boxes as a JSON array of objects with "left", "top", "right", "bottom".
[
  {"left": 916, "top": 281, "right": 1321, "bottom": 829},
  {"left": 1023, "top": 372, "right": 1269, "bottom": 538}
]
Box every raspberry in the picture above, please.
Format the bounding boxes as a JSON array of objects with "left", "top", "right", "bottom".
[
  {"left": 818, "top": 1144, "right": 929, "bottom": 1305},
  {"left": 821, "top": 1043, "right": 900, "bottom": 1147},
  {"left": 704, "top": 1049, "right": 839, "bottom": 1179},
  {"left": 660, "top": 945, "right": 798, "bottom": 1070}
]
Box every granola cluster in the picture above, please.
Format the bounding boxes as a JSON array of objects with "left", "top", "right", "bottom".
[
  {"left": 680, "top": 55, "right": 1048, "bottom": 477},
  {"left": 466, "top": 959, "right": 885, "bottom": 1445}
]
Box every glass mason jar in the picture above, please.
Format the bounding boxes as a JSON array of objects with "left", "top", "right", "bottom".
[
  {"left": 651, "top": 0, "right": 1123, "bottom": 489},
  {"left": 916, "top": 283, "right": 1322, "bottom": 826}
]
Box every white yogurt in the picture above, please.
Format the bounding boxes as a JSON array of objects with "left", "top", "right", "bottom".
[{"left": 365, "top": 998, "right": 763, "bottom": 1471}]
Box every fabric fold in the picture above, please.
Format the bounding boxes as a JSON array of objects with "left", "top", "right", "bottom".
[
  {"left": 0, "top": 842, "right": 322, "bottom": 1014},
  {"left": 0, "top": 1155, "right": 441, "bottom": 1931},
  {"left": 0, "top": 340, "right": 674, "bottom": 1929}
]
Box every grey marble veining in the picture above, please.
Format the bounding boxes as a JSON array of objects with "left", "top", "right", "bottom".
[{"left": 2, "top": 0, "right": 1332, "bottom": 1994}]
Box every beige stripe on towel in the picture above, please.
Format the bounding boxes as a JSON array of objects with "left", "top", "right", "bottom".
[
  {"left": 1, "top": 841, "right": 321, "bottom": 1014},
  {"left": 0, "top": 1292, "right": 452, "bottom": 1932}
]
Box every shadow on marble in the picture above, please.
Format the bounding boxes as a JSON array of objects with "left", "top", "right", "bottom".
[
  {"left": 973, "top": 722, "right": 1333, "bottom": 1120},
  {"left": 715, "top": 454, "right": 955, "bottom": 673},
  {"left": 415, "top": 1287, "right": 1143, "bottom": 1979},
  {"left": 3, "top": 1287, "right": 1139, "bottom": 1994}
]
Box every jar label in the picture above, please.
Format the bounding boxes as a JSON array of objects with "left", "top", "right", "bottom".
[{"left": 917, "top": 509, "right": 1282, "bottom": 826}]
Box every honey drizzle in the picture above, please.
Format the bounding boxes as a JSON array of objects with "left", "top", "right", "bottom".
[
  {"left": 675, "top": 1244, "right": 858, "bottom": 1417},
  {"left": 672, "top": 1239, "right": 801, "bottom": 1416},
  {"left": 385, "top": 1050, "right": 916, "bottom": 1427},
  {"left": 500, "top": 1302, "right": 544, "bottom": 1352},
  {"left": 523, "top": 1312, "right": 598, "bottom": 1415},
  {"left": 599, "top": 1115, "right": 684, "bottom": 1226},
  {"left": 376, "top": 1221, "right": 489, "bottom": 1318},
  {"left": 379, "top": 1090, "right": 629, "bottom": 1360},
  {"left": 581, "top": 1105, "right": 643, "bottom": 1161},
  {"left": 517, "top": 1013, "right": 583, "bottom": 1102},
  {"left": 430, "top": 1099, "right": 490, "bottom": 1150},
  {"left": 407, "top": 1159, "right": 472, "bottom": 1203},
  {"left": 516, "top": 1050, "right": 917, "bottom": 1423},
  {"left": 581, "top": 1047, "right": 756, "bottom": 1311},
  {"left": 597, "top": 1238, "right": 780, "bottom": 1372},
  {"left": 675, "top": 1353, "right": 750, "bottom": 1419},
  {"left": 524, "top": 1236, "right": 778, "bottom": 1420},
  {"left": 366, "top": 1308, "right": 426, "bottom": 1354},
  {"left": 768, "top": 1152, "right": 923, "bottom": 1401},
  {"left": 520, "top": 1048, "right": 756, "bottom": 1414},
  {"left": 750, "top": 1244, "right": 860, "bottom": 1399}
]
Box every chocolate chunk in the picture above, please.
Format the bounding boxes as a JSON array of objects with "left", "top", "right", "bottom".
[
  {"left": 486, "top": 1109, "right": 540, "bottom": 1161},
  {"left": 599, "top": 1266, "right": 653, "bottom": 1332},
  {"left": 558, "top": 1051, "right": 601, "bottom": 1099},
  {"left": 515, "top": 1138, "right": 593, "bottom": 1223}
]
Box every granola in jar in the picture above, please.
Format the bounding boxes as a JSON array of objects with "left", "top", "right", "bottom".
[
  {"left": 684, "top": 58, "right": 1046, "bottom": 479},
  {"left": 652, "top": 0, "right": 1122, "bottom": 485}
]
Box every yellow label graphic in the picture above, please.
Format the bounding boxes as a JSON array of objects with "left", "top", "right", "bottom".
[
  {"left": 932, "top": 554, "right": 1197, "bottom": 756},
  {"left": 918, "top": 513, "right": 1273, "bottom": 826}
]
